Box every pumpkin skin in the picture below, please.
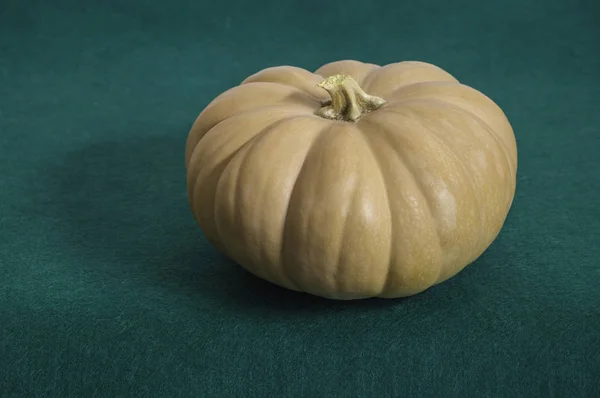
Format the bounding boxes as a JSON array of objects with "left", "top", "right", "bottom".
[{"left": 185, "top": 60, "right": 517, "bottom": 300}]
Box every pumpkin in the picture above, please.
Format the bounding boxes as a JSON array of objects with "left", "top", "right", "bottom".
[{"left": 185, "top": 60, "right": 517, "bottom": 300}]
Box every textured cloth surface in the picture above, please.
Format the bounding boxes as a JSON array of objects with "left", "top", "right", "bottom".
[{"left": 1, "top": 0, "right": 599, "bottom": 396}]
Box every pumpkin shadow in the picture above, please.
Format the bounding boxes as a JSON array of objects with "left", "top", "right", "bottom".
[{"left": 46, "top": 132, "right": 406, "bottom": 314}]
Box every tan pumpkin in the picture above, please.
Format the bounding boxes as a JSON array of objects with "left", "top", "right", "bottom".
[{"left": 185, "top": 60, "right": 517, "bottom": 300}]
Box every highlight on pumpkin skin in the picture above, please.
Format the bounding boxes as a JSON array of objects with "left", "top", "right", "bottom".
[{"left": 315, "top": 74, "right": 387, "bottom": 122}]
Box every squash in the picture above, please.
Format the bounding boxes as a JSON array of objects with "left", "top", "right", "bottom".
[{"left": 185, "top": 60, "right": 517, "bottom": 300}]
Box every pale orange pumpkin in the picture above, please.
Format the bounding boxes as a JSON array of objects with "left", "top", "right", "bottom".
[{"left": 185, "top": 60, "right": 517, "bottom": 300}]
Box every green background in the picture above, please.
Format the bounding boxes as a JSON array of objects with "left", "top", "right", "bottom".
[{"left": 1, "top": 0, "right": 599, "bottom": 396}]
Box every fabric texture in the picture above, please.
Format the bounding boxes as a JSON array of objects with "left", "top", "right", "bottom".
[{"left": 1, "top": 0, "right": 599, "bottom": 396}]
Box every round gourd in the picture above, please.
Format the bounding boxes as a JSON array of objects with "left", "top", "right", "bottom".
[{"left": 185, "top": 60, "right": 517, "bottom": 300}]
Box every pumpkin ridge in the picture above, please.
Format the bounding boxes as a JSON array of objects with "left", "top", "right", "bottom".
[
  {"left": 185, "top": 82, "right": 321, "bottom": 165},
  {"left": 354, "top": 127, "right": 394, "bottom": 296},
  {"left": 246, "top": 114, "right": 325, "bottom": 291},
  {"left": 387, "top": 80, "right": 461, "bottom": 96},
  {"left": 375, "top": 105, "right": 485, "bottom": 270},
  {"left": 213, "top": 132, "right": 268, "bottom": 279},
  {"left": 212, "top": 115, "right": 321, "bottom": 289},
  {"left": 400, "top": 97, "right": 516, "bottom": 196},
  {"left": 328, "top": 125, "right": 367, "bottom": 297},
  {"left": 188, "top": 106, "right": 309, "bottom": 212},
  {"left": 448, "top": 86, "right": 517, "bottom": 168},
  {"left": 280, "top": 123, "right": 333, "bottom": 295},
  {"left": 190, "top": 113, "right": 300, "bottom": 253},
  {"left": 191, "top": 105, "right": 312, "bottom": 161},
  {"left": 240, "top": 65, "right": 327, "bottom": 103},
  {"left": 386, "top": 81, "right": 460, "bottom": 100},
  {"left": 361, "top": 61, "right": 459, "bottom": 98},
  {"left": 441, "top": 97, "right": 516, "bottom": 184},
  {"left": 192, "top": 132, "right": 258, "bottom": 246},
  {"left": 189, "top": 134, "right": 253, "bottom": 222},
  {"left": 359, "top": 116, "right": 444, "bottom": 291},
  {"left": 196, "top": 103, "right": 316, "bottom": 147},
  {"left": 387, "top": 83, "right": 517, "bottom": 171}
]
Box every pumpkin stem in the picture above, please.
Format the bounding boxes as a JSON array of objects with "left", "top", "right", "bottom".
[{"left": 314, "top": 74, "right": 386, "bottom": 122}]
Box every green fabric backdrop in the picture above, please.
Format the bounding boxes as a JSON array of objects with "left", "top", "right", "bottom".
[{"left": 1, "top": 0, "right": 599, "bottom": 396}]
